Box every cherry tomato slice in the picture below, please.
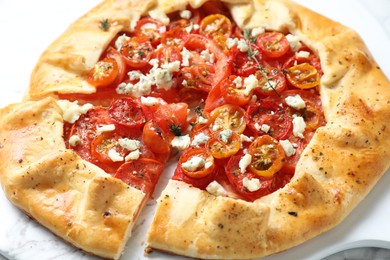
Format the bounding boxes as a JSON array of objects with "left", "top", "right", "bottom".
[
  {"left": 178, "top": 148, "right": 216, "bottom": 179},
  {"left": 230, "top": 45, "right": 263, "bottom": 77},
  {"left": 256, "top": 32, "right": 290, "bottom": 58},
  {"left": 225, "top": 152, "right": 274, "bottom": 201},
  {"left": 109, "top": 98, "right": 146, "bottom": 129},
  {"left": 286, "top": 63, "right": 320, "bottom": 89},
  {"left": 245, "top": 99, "right": 292, "bottom": 140},
  {"left": 282, "top": 90, "right": 325, "bottom": 131},
  {"left": 91, "top": 132, "right": 128, "bottom": 164},
  {"left": 86, "top": 57, "right": 119, "bottom": 88},
  {"left": 209, "top": 104, "right": 246, "bottom": 134},
  {"left": 206, "top": 129, "right": 241, "bottom": 159},
  {"left": 135, "top": 17, "right": 165, "bottom": 46},
  {"left": 254, "top": 67, "right": 286, "bottom": 97},
  {"left": 120, "top": 36, "right": 153, "bottom": 68},
  {"left": 178, "top": 64, "right": 215, "bottom": 93},
  {"left": 200, "top": 14, "right": 232, "bottom": 39},
  {"left": 152, "top": 45, "right": 182, "bottom": 65},
  {"left": 248, "top": 135, "right": 286, "bottom": 177},
  {"left": 114, "top": 158, "right": 163, "bottom": 195},
  {"left": 220, "top": 75, "right": 252, "bottom": 106},
  {"left": 153, "top": 102, "right": 189, "bottom": 138},
  {"left": 142, "top": 120, "right": 171, "bottom": 155}
]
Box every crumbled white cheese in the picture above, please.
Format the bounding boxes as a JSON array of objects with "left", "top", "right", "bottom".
[
  {"left": 182, "top": 156, "right": 206, "bottom": 172},
  {"left": 197, "top": 115, "right": 208, "bottom": 124},
  {"left": 212, "top": 124, "right": 222, "bottom": 132},
  {"left": 161, "top": 60, "right": 181, "bottom": 73},
  {"left": 251, "top": 27, "right": 265, "bottom": 37},
  {"left": 191, "top": 132, "right": 210, "bottom": 146},
  {"left": 243, "top": 74, "right": 258, "bottom": 96},
  {"left": 242, "top": 177, "right": 261, "bottom": 192},
  {"left": 225, "top": 38, "right": 239, "bottom": 49},
  {"left": 233, "top": 76, "right": 243, "bottom": 88},
  {"left": 180, "top": 10, "right": 192, "bottom": 19},
  {"left": 279, "top": 139, "right": 296, "bottom": 157},
  {"left": 262, "top": 80, "right": 277, "bottom": 92},
  {"left": 124, "top": 149, "right": 141, "bottom": 161},
  {"left": 206, "top": 181, "right": 226, "bottom": 196},
  {"left": 171, "top": 135, "right": 191, "bottom": 150},
  {"left": 261, "top": 124, "right": 271, "bottom": 133},
  {"left": 292, "top": 115, "right": 306, "bottom": 138},
  {"left": 285, "top": 34, "right": 302, "bottom": 52},
  {"left": 285, "top": 94, "right": 306, "bottom": 110},
  {"left": 148, "top": 9, "right": 170, "bottom": 25},
  {"left": 237, "top": 39, "right": 249, "bottom": 52},
  {"left": 69, "top": 135, "right": 81, "bottom": 146},
  {"left": 108, "top": 149, "right": 124, "bottom": 162},
  {"left": 96, "top": 124, "right": 116, "bottom": 134},
  {"left": 240, "top": 134, "right": 254, "bottom": 143},
  {"left": 181, "top": 47, "right": 192, "bottom": 67},
  {"left": 296, "top": 50, "right": 310, "bottom": 59},
  {"left": 218, "top": 129, "right": 232, "bottom": 143},
  {"left": 128, "top": 70, "right": 143, "bottom": 81},
  {"left": 57, "top": 100, "right": 93, "bottom": 124},
  {"left": 141, "top": 96, "right": 160, "bottom": 106},
  {"left": 200, "top": 49, "right": 215, "bottom": 64},
  {"left": 239, "top": 154, "right": 252, "bottom": 173},
  {"left": 118, "top": 138, "right": 140, "bottom": 151},
  {"left": 115, "top": 34, "right": 130, "bottom": 51}
]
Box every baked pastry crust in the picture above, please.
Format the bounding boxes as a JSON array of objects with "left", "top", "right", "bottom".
[
  {"left": 2, "top": 0, "right": 390, "bottom": 259},
  {"left": 0, "top": 98, "right": 146, "bottom": 259},
  {"left": 146, "top": 0, "right": 390, "bottom": 258}
]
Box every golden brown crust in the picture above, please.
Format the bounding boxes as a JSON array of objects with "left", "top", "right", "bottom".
[
  {"left": 0, "top": 98, "right": 146, "bottom": 259},
  {"left": 8, "top": 0, "right": 390, "bottom": 259},
  {"left": 147, "top": 0, "right": 390, "bottom": 259}
]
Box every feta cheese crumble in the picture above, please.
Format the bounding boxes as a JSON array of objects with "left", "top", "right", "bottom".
[
  {"left": 279, "top": 139, "right": 296, "bottom": 157},
  {"left": 285, "top": 94, "right": 306, "bottom": 110},
  {"left": 171, "top": 135, "right": 191, "bottom": 150},
  {"left": 182, "top": 156, "right": 205, "bottom": 172},
  {"left": 97, "top": 124, "right": 115, "bottom": 134},
  {"left": 292, "top": 115, "right": 306, "bottom": 138},
  {"left": 191, "top": 132, "right": 210, "bottom": 146},
  {"left": 69, "top": 135, "right": 81, "bottom": 146},
  {"left": 242, "top": 177, "right": 261, "bottom": 192},
  {"left": 206, "top": 181, "right": 226, "bottom": 196},
  {"left": 239, "top": 154, "right": 252, "bottom": 173}
]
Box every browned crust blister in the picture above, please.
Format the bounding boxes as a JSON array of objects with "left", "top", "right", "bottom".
[{"left": 0, "top": 0, "right": 389, "bottom": 259}]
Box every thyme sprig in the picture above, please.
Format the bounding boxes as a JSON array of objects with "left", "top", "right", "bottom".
[
  {"left": 99, "top": 18, "right": 111, "bottom": 31},
  {"left": 242, "top": 29, "right": 281, "bottom": 97}
]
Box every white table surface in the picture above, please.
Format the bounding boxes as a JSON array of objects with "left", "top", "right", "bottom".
[{"left": 0, "top": 0, "right": 390, "bottom": 260}]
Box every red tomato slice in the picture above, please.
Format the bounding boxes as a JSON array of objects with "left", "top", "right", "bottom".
[
  {"left": 153, "top": 102, "right": 189, "bottom": 137},
  {"left": 142, "top": 120, "right": 171, "bottom": 155},
  {"left": 220, "top": 75, "right": 252, "bottom": 106},
  {"left": 206, "top": 129, "right": 241, "bottom": 159},
  {"left": 91, "top": 131, "right": 128, "bottom": 165},
  {"left": 135, "top": 17, "right": 166, "bottom": 46},
  {"left": 281, "top": 90, "right": 325, "bottom": 131},
  {"left": 285, "top": 63, "right": 320, "bottom": 89},
  {"left": 152, "top": 45, "right": 182, "bottom": 65},
  {"left": 225, "top": 152, "right": 274, "bottom": 201},
  {"left": 256, "top": 32, "right": 290, "bottom": 58},
  {"left": 108, "top": 97, "right": 146, "bottom": 130},
  {"left": 229, "top": 44, "right": 263, "bottom": 77},
  {"left": 177, "top": 147, "right": 216, "bottom": 179},
  {"left": 114, "top": 158, "right": 164, "bottom": 195},
  {"left": 86, "top": 57, "right": 119, "bottom": 88},
  {"left": 245, "top": 99, "right": 292, "bottom": 140},
  {"left": 208, "top": 104, "right": 246, "bottom": 134},
  {"left": 120, "top": 36, "right": 154, "bottom": 68},
  {"left": 254, "top": 67, "right": 287, "bottom": 97},
  {"left": 248, "top": 135, "right": 286, "bottom": 177}
]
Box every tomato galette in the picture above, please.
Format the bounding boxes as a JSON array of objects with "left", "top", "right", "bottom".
[{"left": 1, "top": 0, "right": 389, "bottom": 259}]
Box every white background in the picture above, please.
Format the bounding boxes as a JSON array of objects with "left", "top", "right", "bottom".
[{"left": 0, "top": 0, "right": 389, "bottom": 259}]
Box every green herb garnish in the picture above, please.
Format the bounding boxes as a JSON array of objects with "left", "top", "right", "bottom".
[{"left": 99, "top": 18, "right": 111, "bottom": 31}]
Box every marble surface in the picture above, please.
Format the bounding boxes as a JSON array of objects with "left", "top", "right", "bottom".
[{"left": 0, "top": 0, "right": 390, "bottom": 260}]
